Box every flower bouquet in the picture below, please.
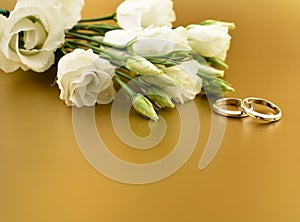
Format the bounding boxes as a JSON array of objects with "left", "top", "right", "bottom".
[{"left": 0, "top": 0, "right": 235, "bottom": 121}]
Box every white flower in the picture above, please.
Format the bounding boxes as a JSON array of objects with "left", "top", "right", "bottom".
[
  {"left": 156, "top": 61, "right": 202, "bottom": 103},
  {"left": 187, "top": 24, "right": 232, "bottom": 61},
  {"left": 0, "top": 15, "right": 19, "bottom": 73},
  {"left": 17, "top": 0, "right": 84, "bottom": 29},
  {"left": 104, "top": 26, "right": 190, "bottom": 55},
  {"left": 103, "top": 29, "right": 138, "bottom": 46},
  {"left": 133, "top": 26, "right": 190, "bottom": 56},
  {"left": 57, "top": 49, "right": 116, "bottom": 107},
  {"left": 116, "top": 0, "right": 175, "bottom": 31},
  {"left": 0, "top": 0, "right": 84, "bottom": 73}
]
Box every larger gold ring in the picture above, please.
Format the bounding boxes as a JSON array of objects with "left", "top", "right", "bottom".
[
  {"left": 241, "top": 97, "right": 282, "bottom": 122},
  {"left": 213, "top": 98, "right": 249, "bottom": 117}
]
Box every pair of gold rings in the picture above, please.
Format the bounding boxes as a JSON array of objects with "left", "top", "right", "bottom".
[{"left": 213, "top": 97, "right": 282, "bottom": 122}]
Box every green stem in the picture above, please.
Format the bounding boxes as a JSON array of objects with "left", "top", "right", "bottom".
[
  {"left": 60, "top": 46, "right": 70, "bottom": 55},
  {"left": 64, "top": 37, "right": 125, "bottom": 63},
  {"left": 64, "top": 40, "right": 124, "bottom": 67},
  {"left": 64, "top": 41, "right": 78, "bottom": 50},
  {"left": 50, "top": 76, "right": 58, "bottom": 87},
  {"left": 65, "top": 31, "right": 112, "bottom": 47},
  {"left": 116, "top": 70, "right": 149, "bottom": 88},
  {"left": 70, "top": 24, "right": 119, "bottom": 36},
  {"left": 67, "top": 31, "right": 103, "bottom": 37},
  {"left": 113, "top": 75, "right": 136, "bottom": 100},
  {"left": 65, "top": 40, "right": 103, "bottom": 53},
  {"left": 73, "top": 23, "right": 119, "bottom": 30},
  {"left": 65, "top": 30, "right": 126, "bottom": 49},
  {"left": 79, "top": 13, "right": 117, "bottom": 23}
]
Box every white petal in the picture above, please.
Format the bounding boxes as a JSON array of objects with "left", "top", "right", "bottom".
[
  {"left": 18, "top": 49, "right": 54, "bottom": 72},
  {"left": 57, "top": 49, "right": 98, "bottom": 79},
  {"left": 16, "top": 0, "right": 84, "bottom": 29},
  {"left": 104, "top": 30, "right": 137, "bottom": 46},
  {"left": 97, "top": 83, "right": 116, "bottom": 104},
  {"left": 116, "top": 0, "right": 175, "bottom": 30},
  {"left": 132, "top": 26, "right": 190, "bottom": 55},
  {"left": 0, "top": 51, "right": 19, "bottom": 73},
  {"left": 116, "top": 1, "right": 147, "bottom": 31},
  {"left": 0, "top": 15, "right": 20, "bottom": 72},
  {"left": 24, "top": 21, "right": 47, "bottom": 50}
]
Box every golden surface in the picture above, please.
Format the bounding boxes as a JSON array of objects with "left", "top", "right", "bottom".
[{"left": 1, "top": 0, "right": 300, "bottom": 221}]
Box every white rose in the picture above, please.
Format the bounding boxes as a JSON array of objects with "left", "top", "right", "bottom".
[
  {"left": 147, "top": 61, "right": 202, "bottom": 104},
  {"left": 0, "top": 0, "right": 83, "bottom": 73},
  {"left": 116, "top": 0, "right": 175, "bottom": 31},
  {"left": 187, "top": 24, "right": 232, "bottom": 61},
  {"left": 57, "top": 49, "right": 116, "bottom": 107},
  {"left": 104, "top": 26, "right": 190, "bottom": 55}
]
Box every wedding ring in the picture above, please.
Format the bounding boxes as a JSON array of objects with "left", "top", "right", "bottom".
[
  {"left": 213, "top": 98, "right": 249, "bottom": 117},
  {"left": 241, "top": 97, "right": 282, "bottom": 122}
]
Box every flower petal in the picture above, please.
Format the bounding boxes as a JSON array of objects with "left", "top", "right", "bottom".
[{"left": 104, "top": 30, "right": 137, "bottom": 46}]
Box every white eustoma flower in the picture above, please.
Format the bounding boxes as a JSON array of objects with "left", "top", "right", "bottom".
[
  {"left": 132, "top": 26, "right": 190, "bottom": 55},
  {"left": 156, "top": 61, "right": 202, "bottom": 103},
  {"left": 103, "top": 29, "right": 138, "bottom": 46},
  {"left": 116, "top": 0, "right": 175, "bottom": 31},
  {"left": 187, "top": 24, "right": 232, "bottom": 61},
  {"left": 0, "top": 15, "right": 19, "bottom": 73},
  {"left": 104, "top": 26, "right": 190, "bottom": 55},
  {"left": 0, "top": 0, "right": 84, "bottom": 73},
  {"left": 17, "top": 0, "right": 84, "bottom": 29},
  {"left": 57, "top": 49, "right": 116, "bottom": 107}
]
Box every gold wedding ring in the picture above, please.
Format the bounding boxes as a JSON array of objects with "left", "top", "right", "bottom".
[
  {"left": 213, "top": 98, "right": 249, "bottom": 117},
  {"left": 241, "top": 97, "right": 282, "bottom": 122}
]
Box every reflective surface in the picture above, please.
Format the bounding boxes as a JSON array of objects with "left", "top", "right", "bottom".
[{"left": 1, "top": 0, "right": 300, "bottom": 221}]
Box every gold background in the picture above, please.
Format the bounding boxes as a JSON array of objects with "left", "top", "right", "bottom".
[{"left": 1, "top": 0, "right": 300, "bottom": 221}]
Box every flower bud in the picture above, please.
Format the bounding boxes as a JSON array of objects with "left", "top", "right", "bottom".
[
  {"left": 206, "top": 57, "right": 229, "bottom": 70},
  {"left": 219, "top": 81, "right": 235, "bottom": 92},
  {"left": 132, "top": 94, "right": 159, "bottom": 121},
  {"left": 125, "top": 56, "right": 164, "bottom": 76},
  {"left": 140, "top": 73, "right": 177, "bottom": 87},
  {"left": 198, "top": 63, "right": 225, "bottom": 77},
  {"left": 147, "top": 87, "right": 175, "bottom": 109}
]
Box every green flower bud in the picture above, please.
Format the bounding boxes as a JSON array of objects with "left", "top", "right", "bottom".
[
  {"left": 132, "top": 94, "right": 159, "bottom": 121},
  {"left": 198, "top": 63, "right": 225, "bottom": 78},
  {"left": 219, "top": 81, "right": 235, "bottom": 92},
  {"left": 125, "top": 56, "right": 164, "bottom": 76},
  {"left": 206, "top": 57, "right": 229, "bottom": 70},
  {"left": 141, "top": 73, "right": 177, "bottom": 87},
  {"left": 147, "top": 87, "right": 175, "bottom": 109}
]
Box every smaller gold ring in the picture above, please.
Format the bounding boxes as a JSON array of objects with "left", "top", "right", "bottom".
[
  {"left": 241, "top": 97, "right": 282, "bottom": 122},
  {"left": 213, "top": 98, "right": 249, "bottom": 118}
]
